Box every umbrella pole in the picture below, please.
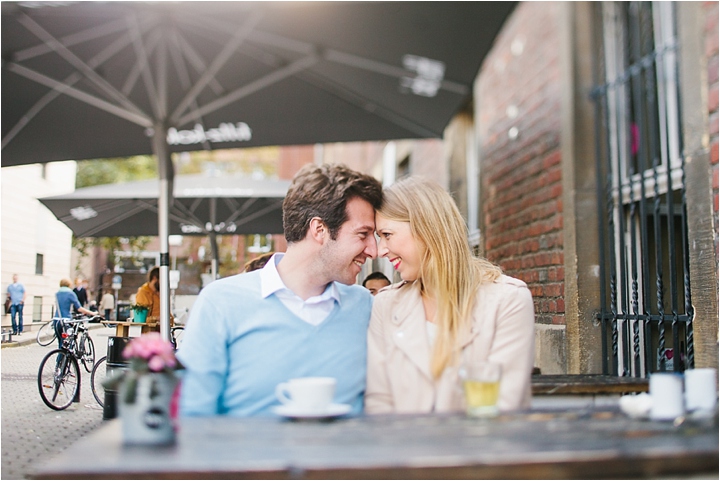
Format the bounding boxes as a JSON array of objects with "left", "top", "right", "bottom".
[
  {"left": 152, "top": 124, "right": 173, "bottom": 342},
  {"left": 210, "top": 197, "right": 218, "bottom": 280}
]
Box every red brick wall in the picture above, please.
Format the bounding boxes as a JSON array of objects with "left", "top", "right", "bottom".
[
  {"left": 320, "top": 141, "right": 386, "bottom": 175},
  {"left": 277, "top": 145, "right": 315, "bottom": 180},
  {"left": 476, "top": 2, "right": 564, "bottom": 325},
  {"left": 705, "top": 1, "right": 719, "bottom": 253}
]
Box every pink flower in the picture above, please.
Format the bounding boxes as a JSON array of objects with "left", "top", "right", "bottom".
[
  {"left": 148, "top": 355, "right": 165, "bottom": 372},
  {"left": 123, "top": 332, "right": 179, "bottom": 373}
]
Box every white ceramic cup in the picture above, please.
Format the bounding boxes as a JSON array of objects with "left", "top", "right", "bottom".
[
  {"left": 684, "top": 368, "right": 718, "bottom": 416},
  {"left": 275, "top": 377, "right": 336, "bottom": 412},
  {"left": 649, "top": 373, "right": 685, "bottom": 421}
]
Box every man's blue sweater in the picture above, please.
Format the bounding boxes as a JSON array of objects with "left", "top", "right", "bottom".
[{"left": 177, "top": 270, "right": 372, "bottom": 416}]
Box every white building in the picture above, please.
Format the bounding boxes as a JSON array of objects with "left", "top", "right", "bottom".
[{"left": 2, "top": 162, "right": 77, "bottom": 331}]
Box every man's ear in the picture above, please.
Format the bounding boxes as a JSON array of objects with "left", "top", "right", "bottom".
[{"left": 308, "top": 217, "right": 328, "bottom": 244}]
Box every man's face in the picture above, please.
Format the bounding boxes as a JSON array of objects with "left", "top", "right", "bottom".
[
  {"left": 365, "top": 278, "right": 390, "bottom": 296},
  {"left": 319, "top": 197, "right": 377, "bottom": 285},
  {"left": 12, "top": 275, "right": 18, "bottom": 283}
]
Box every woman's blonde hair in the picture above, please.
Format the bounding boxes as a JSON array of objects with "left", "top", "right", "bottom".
[{"left": 379, "top": 176, "right": 502, "bottom": 378}]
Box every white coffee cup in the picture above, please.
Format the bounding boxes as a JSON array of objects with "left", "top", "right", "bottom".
[
  {"left": 684, "top": 368, "right": 718, "bottom": 416},
  {"left": 649, "top": 373, "right": 685, "bottom": 421},
  {"left": 275, "top": 377, "right": 336, "bottom": 412}
]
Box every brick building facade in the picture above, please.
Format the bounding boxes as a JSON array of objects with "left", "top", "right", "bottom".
[
  {"left": 367, "top": 1, "right": 718, "bottom": 374},
  {"left": 475, "top": 2, "right": 565, "bottom": 329}
]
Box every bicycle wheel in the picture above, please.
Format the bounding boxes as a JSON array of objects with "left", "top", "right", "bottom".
[
  {"left": 38, "top": 349, "right": 79, "bottom": 411},
  {"left": 90, "top": 356, "right": 107, "bottom": 407},
  {"left": 80, "top": 335, "right": 95, "bottom": 373},
  {"left": 36, "top": 321, "right": 56, "bottom": 347},
  {"left": 170, "top": 326, "right": 185, "bottom": 349}
]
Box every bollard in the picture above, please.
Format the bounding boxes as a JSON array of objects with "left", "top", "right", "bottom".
[{"left": 103, "top": 336, "right": 131, "bottom": 420}]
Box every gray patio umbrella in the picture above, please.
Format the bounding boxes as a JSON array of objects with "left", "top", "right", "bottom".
[
  {"left": 39, "top": 174, "right": 290, "bottom": 277},
  {"left": 2, "top": 1, "right": 516, "bottom": 339}
]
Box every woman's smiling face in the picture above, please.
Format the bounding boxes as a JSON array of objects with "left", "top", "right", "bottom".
[{"left": 375, "top": 213, "right": 423, "bottom": 282}]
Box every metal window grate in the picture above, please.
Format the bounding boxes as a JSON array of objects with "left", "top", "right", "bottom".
[{"left": 591, "top": 2, "right": 693, "bottom": 377}]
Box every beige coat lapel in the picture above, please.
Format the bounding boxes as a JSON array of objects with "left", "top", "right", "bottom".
[{"left": 388, "top": 282, "right": 433, "bottom": 382}]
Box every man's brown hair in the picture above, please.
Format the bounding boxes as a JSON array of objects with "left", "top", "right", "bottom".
[{"left": 282, "top": 163, "right": 383, "bottom": 243}]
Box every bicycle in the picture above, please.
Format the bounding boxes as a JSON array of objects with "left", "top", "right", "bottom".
[
  {"left": 35, "top": 320, "right": 57, "bottom": 347},
  {"left": 37, "top": 315, "right": 102, "bottom": 410},
  {"left": 170, "top": 326, "right": 185, "bottom": 349},
  {"left": 90, "top": 355, "right": 107, "bottom": 406}
]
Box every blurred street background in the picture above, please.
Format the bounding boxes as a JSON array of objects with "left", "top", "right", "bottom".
[{"left": 1, "top": 325, "right": 115, "bottom": 480}]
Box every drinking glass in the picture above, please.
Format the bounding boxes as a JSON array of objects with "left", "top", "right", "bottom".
[{"left": 460, "top": 361, "right": 502, "bottom": 417}]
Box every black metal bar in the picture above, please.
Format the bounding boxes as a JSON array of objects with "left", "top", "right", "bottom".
[
  {"left": 628, "top": 4, "right": 647, "bottom": 376},
  {"left": 604, "top": 76, "right": 620, "bottom": 377},
  {"left": 591, "top": 27, "right": 610, "bottom": 374},
  {"left": 641, "top": 11, "right": 661, "bottom": 377},
  {"left": 669, "top": 5, "right": 694, "bottom": 370}
]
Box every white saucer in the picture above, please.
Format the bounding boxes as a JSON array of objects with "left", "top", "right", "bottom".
[{"left": 272, "top": 403, "right": 352, "bottom": 419}]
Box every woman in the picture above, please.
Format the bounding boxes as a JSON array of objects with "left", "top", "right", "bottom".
[{"left": 365, "top": 177, "right": 535, "bottom": 414}]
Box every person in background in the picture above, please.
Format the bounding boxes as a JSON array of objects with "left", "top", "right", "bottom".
[
  {"left": 366, "top": 177, "right": 535, "bottom": 414},
  {"left": 54, "top": 278, "right": 96, "bottom": 348},
  {"left": 7, "top": 274, "right": 26, "bottom": 335},
  {"left": 178, "top": 163, "right": 383, "bottom": 417},
  {"left": 73, "top": 278, "right": 88, "bottom": 307},
  {"left": 135, "top": 267, "right": 161, "bottom": 319},
  {"left": 362, "top": 272, "right": 391, "bottom": 296},
  {"left": 100, "top": 289, "right": 115, "bottom": 321},
  {"left": 243, "top": 252, "right": 275, "bottom": 273}
]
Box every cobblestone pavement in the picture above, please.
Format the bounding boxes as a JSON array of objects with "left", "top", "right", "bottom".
[{"left": 1, "top": 325, "right": 115, "bottom": 480}]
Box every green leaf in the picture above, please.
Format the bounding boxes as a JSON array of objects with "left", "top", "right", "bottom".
[{"left": 123, "top": 373, "right": 138, "bottom": 404}]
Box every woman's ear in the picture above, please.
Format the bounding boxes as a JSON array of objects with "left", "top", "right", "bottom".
[{"left": 308, "top": 217, "right": 328, "bottom": 244}]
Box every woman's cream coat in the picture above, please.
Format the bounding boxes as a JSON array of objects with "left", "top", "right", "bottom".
[{"left": 365, "top": 275, "right": 535, "bottom": 414}]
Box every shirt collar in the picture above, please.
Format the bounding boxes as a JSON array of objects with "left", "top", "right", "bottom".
[{"left": 260, "top": 252, "right": 340, "bottom": 303}]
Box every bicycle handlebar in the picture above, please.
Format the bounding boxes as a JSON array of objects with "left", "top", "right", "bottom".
[{"left": 53, "top": 315, "right": 105, "bottom": 324}]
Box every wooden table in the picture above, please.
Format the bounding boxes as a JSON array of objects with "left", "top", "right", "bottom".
[
  {"left": 103, "top": 320, "right": 160, "bottom": 337},
  {"left": 32, "top": 408, "right": 717, "bottom": 479},
  {"left": 532, "top": 374, "right": 649, "bottom": 396}
]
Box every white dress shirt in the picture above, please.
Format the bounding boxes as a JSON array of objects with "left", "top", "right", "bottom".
[{"left": 259, "top": 253, "right": 339, "bottom": 326}]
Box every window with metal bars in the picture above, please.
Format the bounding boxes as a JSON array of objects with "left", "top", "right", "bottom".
[{"left": 591, "top": 1, "right": 693, "bottom": 377}]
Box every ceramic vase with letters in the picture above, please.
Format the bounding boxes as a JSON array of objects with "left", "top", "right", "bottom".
[
  {"left": 119, "top": 372, "right": 179, "bottom": 445},
  {"left": 103, "top": 332, "right": 183, "bottom": 446}
]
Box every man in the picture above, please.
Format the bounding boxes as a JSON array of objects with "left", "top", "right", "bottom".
[
  {"left": 6, "top": 274, "right": 26, "bottom": 335},
  {"left": 100, "top": 289, "right": 115, "bottom": 321},
  {"left": 178, "top": 164, "right": 383, "bottom": 416},
  {"left": 73, "top": 278, "right": 88, "bottom": 308},
  {"left": 362, "top": 272, "right": 391, "bottom": 296},
  {"left": 135, "top": 267, "right": 161, "bottom": 318},
  {"left": 54, "top": 278, "right": 95, "bottom": 348}
]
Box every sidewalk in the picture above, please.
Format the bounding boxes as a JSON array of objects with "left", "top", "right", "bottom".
[
  {"left": 1, "top": 322, "right": 108, "bottom": 350},
  {"left": 1, "top": 325, "right": 115, "bottom": 479}
]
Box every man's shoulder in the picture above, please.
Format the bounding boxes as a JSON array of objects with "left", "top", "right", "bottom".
[
  {"left": 199, "top": 271, "right": 262, "bottom": 298},
  {"left": 335, "top": 282, "right": 373, "bottom": 306}
]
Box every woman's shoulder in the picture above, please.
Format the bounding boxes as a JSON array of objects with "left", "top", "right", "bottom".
[
  {"left": 476, "top": 274, "right": 531, "bottom": 301},
  {"left": 374, "top": 280, "right": 415, "bottom": 299},
  {"left": 494, "top": 274, "right": 529, "bottom": 290}
]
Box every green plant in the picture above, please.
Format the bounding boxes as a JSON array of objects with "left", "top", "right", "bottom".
[{"left": 130, "top": 304, "right": 150, "bottom": 313}]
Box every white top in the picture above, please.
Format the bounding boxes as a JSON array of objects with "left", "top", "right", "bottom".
[
  {"left": 259, "top": 253, "right": 340, "bottom": 326},
  {"left": 99, "top": 292, "right": 115, "bottom": 310},
  {"left": 426, "top": 321, "right": 438, "bottom": 347}
]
